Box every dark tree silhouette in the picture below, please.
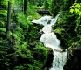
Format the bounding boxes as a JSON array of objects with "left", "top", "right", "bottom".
[
  {"left": 6, "top": 1, "right": 12, "bottom": 47},
  {"left": 24, "top": 0, "right": 27, "bottom": 15}
]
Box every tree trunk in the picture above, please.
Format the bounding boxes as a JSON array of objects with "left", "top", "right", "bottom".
[
  {"left": 6, "top": 1, "right": 12, "bottom": 47},
  {"left": 24, "top": 0, "right": 27, "bottom": 15}
]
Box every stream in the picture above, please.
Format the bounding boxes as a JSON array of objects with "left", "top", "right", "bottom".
[{"left": 32, "top": 14, "right": 67, "bottom": 70}]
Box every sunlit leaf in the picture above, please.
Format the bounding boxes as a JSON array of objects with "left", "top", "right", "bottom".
[
  {"left": 75, "top": 3, "right": 80, "bottom": 8},
  {"left": 70, "top": 9, "right": 74, "bottom": 13},
  {"left": 79, "top": 12, "right": 81, "bottom": 16},
  {"left": 75, "top": 8, "right": 79, "bottom": 13}
]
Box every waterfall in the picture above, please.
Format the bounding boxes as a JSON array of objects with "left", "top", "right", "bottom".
[
  {"left": 32, "top": 14, "right": 67, "bottom": 70},
  {"left": 50, "top": 50, "right": 67, "bottom": 70}
]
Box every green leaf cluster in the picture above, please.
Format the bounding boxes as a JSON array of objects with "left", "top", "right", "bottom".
[{"left": 70, "top": 3, "right": 81, "bottom": 16}]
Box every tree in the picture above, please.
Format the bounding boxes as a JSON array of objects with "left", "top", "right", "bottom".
[
  {"left": 6, "top": 1, "right": 12, "bottom": 47},
  {"left": 24, "top": 0, "right": 28, "bottom": 15}
]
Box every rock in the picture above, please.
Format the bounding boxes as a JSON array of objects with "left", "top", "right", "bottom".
[
  {"left": 37, "top": 9, "right": 51, "bottom": 15},
  {"left": 64, "top": 49, "right": 81, "bottom": 70}
]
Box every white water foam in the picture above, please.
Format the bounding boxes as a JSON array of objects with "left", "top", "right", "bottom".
[{"left": 50, "top": 50, "right": 67, "bottom": 70}]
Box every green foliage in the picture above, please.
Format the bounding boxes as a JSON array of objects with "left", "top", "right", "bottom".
[
  {"left": 70, "top": 3, "right": 81, "bottom": 16},
  {"left": 13, "top": 27, "right": 23, "bottom": 42},
  {"left": 28, "top": 0, "right": 45, "bottom": 6},
  {"left": 0, "top": 10, "right": 7, "bottom": 28},
  {"left": 70, "top": 3, "right": 81, "bottom": 36},
  {"left": 14, "top": 0, "right": 22, "bottom": 7},
  {"left": 43, "top": 0, "right": 49, "bottom": 9},
  {"left": 0, "top": 28, "right": 6, "bottom": 32},
  {"left": 15, "top": 42, "right": 33, "bottom": 59},
  {"left": 33, "top": 60, "right": 43, "bottom": 70},
  {"left": 0, "top": 10, "right": 7, "bottom": 17},
  {"left": 17, "top": 13, "right": 30, "bottom": 28},
  {"left": 50, "top": 0, "right": 75, "bottom": 16},
  {"left": 50, "top": 0, "right": 63, "bottom": 16},
  {"left": 34, "top": 42, "right": 48, "bottom": 58},
  {"left": 54, "top": 28, "right": 65, "bottom": 35},
  {"left": 0, "top": 0, "right": 8, "bottom": 7},
  {"left": 14, "top": 65, "right": 25, "bottom": 70},
  {"left": 27, "top": 4, "right": 41, "bottom": 19},
  {"left": 0, "top": 21, "right": 6, "bottom": 27}
]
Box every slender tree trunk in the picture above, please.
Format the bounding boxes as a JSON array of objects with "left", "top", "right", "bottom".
[
  {"left": 6, "top": 1, "right": 12, "bottom": 47},
  {"left": 24, "top": 0, "right": 27, "bottom": 15}
]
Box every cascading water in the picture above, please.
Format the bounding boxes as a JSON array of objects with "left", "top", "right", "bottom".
[
  {"left": 50, "top": 50, "right": 67, "bottom": 70},
  {"left": 32, "top": 14, "right": 67, "bottom": 70}
]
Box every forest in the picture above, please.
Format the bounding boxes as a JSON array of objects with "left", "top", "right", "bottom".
[{"left": 0, "top": 0, "right": 81, "bottom": 70}]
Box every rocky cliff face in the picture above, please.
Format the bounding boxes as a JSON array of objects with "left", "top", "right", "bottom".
[{"left": 64, "top": 49, "right": 81, "bottom": 70}]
